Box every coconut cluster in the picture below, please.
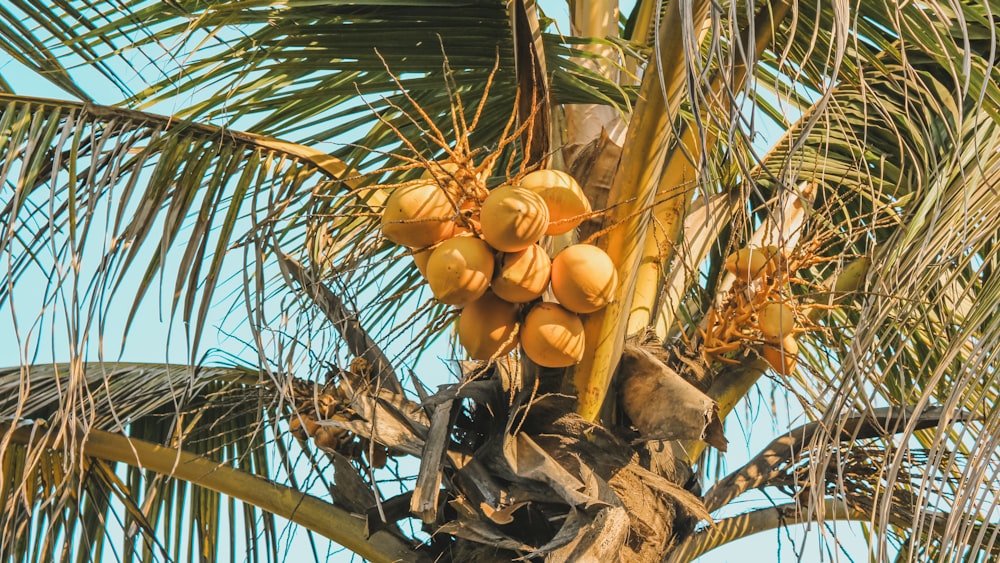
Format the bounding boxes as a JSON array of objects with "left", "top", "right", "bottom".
[
  {"left": 380, "top": 166, "right": 616, "bottom": 368},
  {"left": 721, "top": 246, "right": 800, "bottom": 375}
]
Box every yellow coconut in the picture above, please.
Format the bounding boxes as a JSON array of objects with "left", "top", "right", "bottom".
[
  {"left": 519, "top": 169, "right": 591, "bottom": 235},
  {"left": 459, "top": 292, "right": 520, "bottom": 360},
  {"left": 425, "top": 236, "right": 495, "bottom": 305},
  {"left": 491, "top": 244, "right": 552, "bottom": 303},
  {"left": 762, "top": 335, "right": 798, "bottom": 375},
  {"left": 412, "top": 246, "right": 433, "bottom": 277},
  {"left": 725, "top": 246, "right": 777, "bottom": 281},
  {"left": 550, "top": 244, "right": 618, "bottom": 314},
  {"left": 381, "top": 181, "right": 455, "bottom": 248},
  {"left": 520, "top": 302, "right": 585, "bottom": 368},
  {"left": 758, "top": 302, "right": 796, "bottom": 342},
  {"left": 480, "top": 185, "right": 550, "bottom": 252}
]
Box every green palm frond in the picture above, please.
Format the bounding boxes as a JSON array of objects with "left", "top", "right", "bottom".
[
  {"left": 9, "top": 2, "right": 634, "bottom": 165},
  {"left": 1, "top": 362, "right": 272, "bottom": 562},
  {"left": 640, "top": 0, "right": 1000, "bottom": 558},
  {"left": 0, "top": 94, "right": 359, "bottom": 361},
  {"left": 0, "top": 362, "right": 419, "bottom": 562}
]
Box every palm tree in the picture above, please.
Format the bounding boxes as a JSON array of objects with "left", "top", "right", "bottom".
[{"left": 1, "top": 0, "right": 998, "bottom": 561}]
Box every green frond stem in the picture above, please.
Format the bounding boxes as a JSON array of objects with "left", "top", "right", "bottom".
[
  {"left": 568, "top": 0, "right": 620, "bottom": 76},
  {"left": 2, "top": 422, "right": 427, "bottom": 563},
  {"left": 670, "top": 360, "right": 769, "bottom": 465},
  {"left": 568, "top": 0, "right": 713, "bottom": 423},
  {"left": 664, "top": 499, "right": 869, "bottom": 563},
  {"left": 627, "top": 0, "right": 659, "bottom": 45},
  {"left": 653, "top": 192, "right": 738, "bottom": 340},
  {"left": 512, "top": 0, "right": 552, "bottom": 168}
]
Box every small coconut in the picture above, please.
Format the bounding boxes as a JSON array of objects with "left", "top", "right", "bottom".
[
  {"left": 762, "top": 335, "right": 798, "bottom": 375},
  {"left": 425, "top": 236, "right": 495, "bottom": 305},
  {"left": 758, "top": 302, "right": 796, "bottom": 341},
  {"left": 520, "top": 302, "right": 585, "bottom": 368},
  {"left": 480, "top": 185, "right": 549, "bottom": 252},
  {"left": 459, "top": 292, "right": 520, "bottom": 360},
  {"left": 725, "top": 246, "right": 777, "bottom": 281},
  {"left": 761, "top": 245, "right": 782, "bottom": 276},
  {"left": 381, "top": 181, "right": 455, "bottom": 248},
  {"left": 314, "top": 425, "right": 350, "bottom": 451},
  {"left": 550, "top": 244, "right": 618, "bottom": 314},
  {"left": 491, "top": 244, "right": 552, "bottom": 303},
  {"left": 289, "top": 416, "right": 319, "bottom": 438},
  {"left": 519, "top": 169, "right": 591, "bottom": 235}
]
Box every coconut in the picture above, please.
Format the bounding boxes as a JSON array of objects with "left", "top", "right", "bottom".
[
  {"left": 758, "top": 302, "right": 796, "bottom": 341},
  {"left": 459, "top": 292, "right": 520, "bottom": 360},
  {"left": 762, "top": 335, "right": 798, "bottom": 375},
  {"left": 314, "top": 425, "right": 350, "bottom": 451},
  {"left": 491, "top": 244, "right": 551, "bottom": 303},
  {"left": 289, "top": 416, "right": 319, "bottom": 438},
  {"left": 412, "top": 246, "right": 433, "bottom": 277},
  {"left": 519, "top": 169, "right": 591, "bottom": 235},
  {"left": 761, "top": 245, "right": 782, "bottom": 276},
  {"left": 381, "top": 181, "right": 456, "bottom": 248},
  {"left": 479, "top": 185, "right": 549, "bottom": 252},
  {"left": 725, "top": 246, "right": 778, "bottom": 281},
  {"left": 520, "top": 302, "right": 585, "bottom": 368},
  {"left": 425, "top": 236, "right": 495, "bottom": 305},
  {"left": 550, "top": 244, "right": 618, "bottom": 314}
]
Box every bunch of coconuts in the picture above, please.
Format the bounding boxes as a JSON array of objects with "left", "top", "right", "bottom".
[
  {"left": 724, "top": 246, "right": 799, "bottom": 375},
  {"left": 380, "top": 166, "right": 617, "bottom": 368}
]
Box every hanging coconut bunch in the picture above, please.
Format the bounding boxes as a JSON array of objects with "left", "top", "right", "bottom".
[
  {"left": 698, "top": 243, "right": 809, "bottom": 373},
  {"left": 378, "top": 164, "right": 617, "bottom": 368}
]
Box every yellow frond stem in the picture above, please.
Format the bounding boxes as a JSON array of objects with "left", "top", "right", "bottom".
[{"left": 567, "top": 0, "right": 713, "bottom": 423}]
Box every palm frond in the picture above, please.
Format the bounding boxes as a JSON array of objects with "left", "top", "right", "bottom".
[
  {"left": 0, "top": 93, "right": 353, "bottom": 362},
  {"left": 0, "top": 362, "right": 421, "bottom": 562}
]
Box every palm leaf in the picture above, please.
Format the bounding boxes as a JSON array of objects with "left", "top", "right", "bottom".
[
  {"left": 0, "top": 93, "right": 360, "bottom": 362},
  {"left": 0, "top": 362, "right": 420, "bottom": 562},
  {"left": 665, "top": 2, "right": 1000, "bottom": 558}
]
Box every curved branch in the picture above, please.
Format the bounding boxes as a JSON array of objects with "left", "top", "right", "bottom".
[
  {"left": 702, "top": 406, "right": 970, "bottom": 513},
  {"left": 664, "top": 499, "right": 868, "bottom": 563},
  {"left": 3, "top": 422, "right": 426, "bottom": 563}
]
